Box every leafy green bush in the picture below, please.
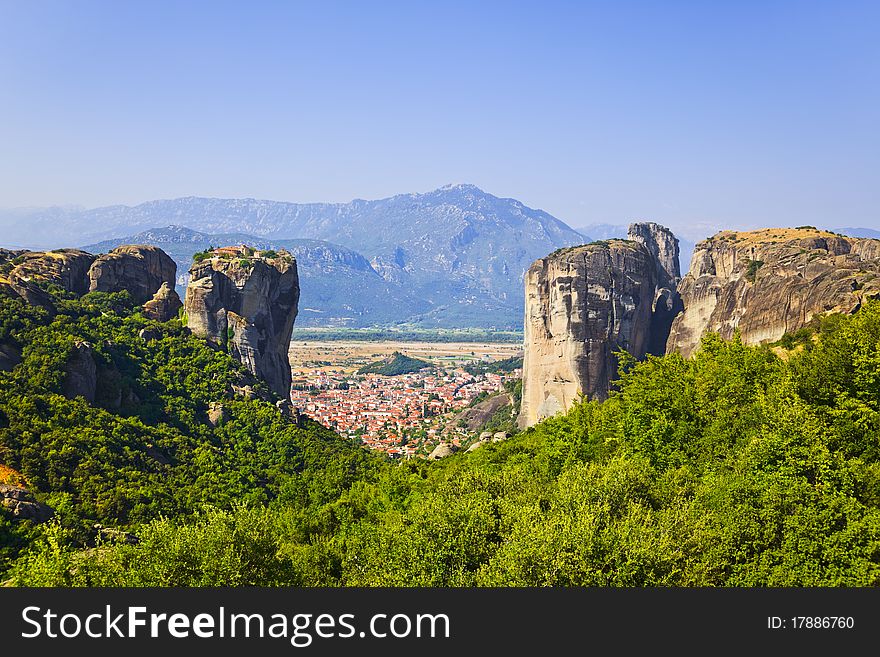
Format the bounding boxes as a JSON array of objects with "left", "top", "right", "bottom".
[{"left": 745, "top": 259, "right": 764, "bottom": 282}]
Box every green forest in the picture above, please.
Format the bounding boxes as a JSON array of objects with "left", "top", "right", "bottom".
[
  {"left": 1, "top": 285, "right": 879, "bottom": 586},
  {"left": 356, "top": 351, "right": 431, "bottom": 376}
]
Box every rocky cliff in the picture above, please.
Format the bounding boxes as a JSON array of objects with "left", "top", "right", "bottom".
[
  {"left": 88, "top": 245, "right": 177, "bottom": 304},
  {"left": 143, "top": 282, "right": 183, "bottom": 322},
  {"left": 666, "top": 228, "right": 880, "bottom": 357},
  {"left": 628, "top": 221, "right": 685, "bottom": 355},
  {"left": 6, "top": 248, "right": 95, "bottom": 295},
  {"left": 627, "top": 221, "right": 681, "bottom": 285},
  {"left": 519, "top": 223, "right": 680, "bottom": 428},
  {"left": 0, "top": 484, "right": 54, "bottom": 522},
  {"left": 184, "top": 247, "right": 299, "bottom": 398},
  {"left": 0, "top": 245, "right": 180, "bottom": 317}
]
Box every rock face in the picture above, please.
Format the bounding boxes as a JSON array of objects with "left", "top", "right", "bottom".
[
  {"left": 0, "top": 245, "right": 177, "bottom": 314},
  {"left": 62, "top": 341, "right": 97, "bottom": 403},
  {"left": 0, "top": 249, "right": 90, "bottom": 314},
  {"left": 184, "top": 248, "right": 299, "bottom": 398},
  {"left": 0, "top": 342, "right": 22, "bottom": 372},
  {"left": 206, "top": 402, "right": 228, "bottom": 427},
  {"left": 0, "top": 484, "right": 54, "bottom": 522},
  {"left": 519, "top": 223, "right": 681, "bottom": 428},
  {"left": 444, "top": 392, "right": 513, "bottom": 433},
  {"left": 0, "top": 277, "right": 57, "bottom": 314},
  {"left": 428, "top": 443, "right": 457, "bottom": 460},
  {"left": 88, "top": 245, "right": 177, "bottom": 304},
  {"left": 628, "top": 221, "right": 681, "bottom": 285},
  {"left": 666, "top": 228, "right": 880, "bottom": 358},
  {"left": 142, "top": 282, "right": 183, "bottom": 322},
  {"left": 8, "top": 249, "right": 95, "bottom": 295},
  {"left": 629, "top": 222, "right": 685, "bottom": 355}
]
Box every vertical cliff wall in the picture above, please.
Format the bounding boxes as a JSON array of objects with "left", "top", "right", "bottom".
[
  {"left": 184, "top": 248, "right": 299, "bottom": 398},
  {"left": 627, "top": 221, "right": 681, "bottom": 285},
  {"left": 519, "top": 223, "right": 680, "bottom": 428},
  {"left": 666, "top": 228, "right": 880, "bottom": 358},
  {"left": 628, "top": 222, "right": 684, "bottom": 355}
]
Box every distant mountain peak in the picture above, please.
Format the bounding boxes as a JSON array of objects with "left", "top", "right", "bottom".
[
  {"left": 437, "top": 183, "right": 483, "bottom": 193},
  {"left": 5, "top": 187, "right": 587, "bottom": 329}
]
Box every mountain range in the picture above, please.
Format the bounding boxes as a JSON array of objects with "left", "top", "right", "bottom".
[{"left": 66, "top": 185, "right": 586, "bottom": 328}]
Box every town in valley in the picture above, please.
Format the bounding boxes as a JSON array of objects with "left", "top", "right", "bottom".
[{"left": 288, "top": 340, "right": 522, "bottom": 457}]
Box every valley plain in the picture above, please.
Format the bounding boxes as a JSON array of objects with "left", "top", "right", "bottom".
[{"left": 289, "top": 340, "right": 522, "bottom": 377}]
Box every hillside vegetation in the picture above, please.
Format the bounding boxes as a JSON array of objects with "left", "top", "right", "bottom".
[
  {"left": 357, "top": 351, "right": 431, "bottom": 376},
  {"left": 2, "top": 287, "right": 880, "bottom": 585}
]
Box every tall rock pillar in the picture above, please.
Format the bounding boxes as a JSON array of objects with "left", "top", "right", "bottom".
[
  {"left": 184, "top": 248, "right": 299, "bottom": 398},
  {"left": 519, "top": 222, "right": 682, "bottom": 429}
]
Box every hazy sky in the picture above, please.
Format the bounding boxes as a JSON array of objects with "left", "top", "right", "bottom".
[{"left": 0, "top": 1, "right": 877, "bottom": 236}]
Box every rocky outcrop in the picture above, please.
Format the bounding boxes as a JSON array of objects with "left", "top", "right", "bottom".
[
  {"left": 0, "top": 342, "right": 21, "bottom": 372},
  {"left": 444, "top": 392, "right": 513, "bottom": 433},
  {"left": 206, "top": 402, "right": 228, "bottom": 427},
  {"left": 0, "top": 245, "right": 177, "bottom": 314},
  {"left": 62, "top": 341, "right": 97, "bottom": 403},
  {"left": 93, "top": 524, "right": 139, "bottom": 545},
  {"left": 88, "top": 245, "right": 177, "bottom": 304},
  {"left": 184, "top": 248, "right": 299, "bottom": 398},
  {"left": 519, "top": 223, "right": 681, "bottom": 428},
  {"left": 142, "top": 282, "right": 182, "bottom": 322},
  {"left": 0, "top": 277, "right": 57, "bottom": 314},
  {"left": 0, "top": 484, "right": 54, "bottom": 522},
  {"left": 666, "top": 228, "right": 880, "bottom": 358},
  {"left": 7, "top": 249, "right": 95, "bottom": 295},
  {"left": 0, "top": 249, "right": 92, "bottom": 314},
  {"left": 629, "top": 222, "right": 685, "bottom": 355},
  {"left": 628, "top": 221, "right": 681, "bottom": 285},
  {"left": 138, "top": 327, "right": 162, "bottom": 342},
  {"left": 428, "top": 443, "right": 457, "bottom": 460}
]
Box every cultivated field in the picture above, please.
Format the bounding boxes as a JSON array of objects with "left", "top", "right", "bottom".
[{"left": 289, "top": 340, "right": 523, "bottom": 376}]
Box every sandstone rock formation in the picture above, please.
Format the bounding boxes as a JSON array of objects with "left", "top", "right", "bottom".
[
  {"left": 184, "top": 247, "right": 299, "bottom": 398},
  {"left": 0, "top": 342, "right": 21, "bottom": 372},
  {"left": 138, "top": 327, "right": 162, "bottom": 342},
  {"left": 628, "top": 221, "right": 681, "bottom": 285},
  {"left": 519, "top": 223, "right": 681, "bottom": 428},
  {"left": 428, "top": 443, "right": 457, "bottom": 460},
  {"left": 666, "top": 228, "right": 880, "bottom": 358},
  {"left": 444, "top": 392, "right": 513, "bottom": 433},
  {"left": 629, "top": 221, "right": 685, "bottom": 355},
  {"left": 0, "top": 245, "right": 178, "bottom": 314},
  {"left": 0, "top": 248, "right": 88, "bottom": 314},
  {"left": 0, "top": 277, "right": 57, "bottom": 314},
  {"left": 0, "top": 484, "right": 54, "bottom": 522},
  {"left": 206, "top": 402, "right": 228, "bottom": 427},
  {"left": 142, "top": 282, "right": 183, "bottom": 322},
  {"left": 8, "top": 249, "right": 95, "bottom": 295},
  {"left": 88, "top": 245, "right": 177, "bottom": 304},
  {"left": 62, "top": 341, "right": 97, "bottom": 403}
]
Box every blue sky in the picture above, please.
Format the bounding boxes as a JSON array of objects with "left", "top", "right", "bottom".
[{"left": 0, "top": 0, "right": 877, "bottom": 237}]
